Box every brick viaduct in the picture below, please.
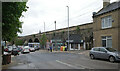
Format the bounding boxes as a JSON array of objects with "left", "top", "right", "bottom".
[{"left": 19, "top": 22, "right": 93, "bottom": 45}]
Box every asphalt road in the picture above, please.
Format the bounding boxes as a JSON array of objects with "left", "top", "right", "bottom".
[{"left": 4, "top": 50, "right": 119, "bottom": 69}]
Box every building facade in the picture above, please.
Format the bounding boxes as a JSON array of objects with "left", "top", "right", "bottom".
[{"left": 93, "top": 0, "right": 120, "bottom": 50}]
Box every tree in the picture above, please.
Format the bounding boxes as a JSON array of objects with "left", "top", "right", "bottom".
[
  {"left": 61, "top": 31, "right": 65, "bottom": 45},
  {"left": 33, "top": 34, "right": 36, "bottom": 38},
  {"left": 82, "top": 29, "right": 93, "bottom": 50},
  {"left": 15, "top": 38, "right": 24, "bottom": 46},
  {"left": 2, "top": 2, "right": 28, "bottom": 42},
  {"left": 76, "top": 26, "right": 80, "bottom": 34},
  {"left": 40, "top": 33, "right": 47, "bottom": 49}
]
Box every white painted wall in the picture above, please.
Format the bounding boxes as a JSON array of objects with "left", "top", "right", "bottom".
[
  {"left": 84, "top": 42, "right": 86, "bottom": 50},
  {"left": 70, "top": 44, "right": 74, "bottom": 50},
  {"left": 78, "top": 44, "right": 80, "bottom": 50}
]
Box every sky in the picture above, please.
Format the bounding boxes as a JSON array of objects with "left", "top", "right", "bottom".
[{"left": 18, "top": 0, "right": 118, "bottom": 36}]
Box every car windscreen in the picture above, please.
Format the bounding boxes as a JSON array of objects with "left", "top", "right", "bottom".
[
  {"left": 25, "top": 48, "right": 29, "bottom": 49},
  {"left": 106, "top": 48, "right": 116, "bottom": 52},
  {"left": 13, "top": 48, "right": 18, "bottom": 51}
]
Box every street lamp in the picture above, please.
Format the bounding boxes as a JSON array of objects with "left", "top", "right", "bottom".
[
  {"left": 66, "top": 6, "right": 70, "bottom": 51},
  {"left": 54, "top": 21, "right": 57, "bottom": 51},
  {"left": 44, "top": 22, "right": 45, "bottom": 32}
]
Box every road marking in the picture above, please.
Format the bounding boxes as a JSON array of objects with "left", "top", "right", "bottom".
[
  {"left": 11, "top": 55, "right": 14, "bottom": 57},
  {"left": 56, "top": 60, "right": 85, "bottom": 69}
]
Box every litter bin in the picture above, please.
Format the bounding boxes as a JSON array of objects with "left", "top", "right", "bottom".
[
  {"left": 60, "top": 46, "right": 63, "bottom": 51},
  {"left": 7, "top": 54, "right": 11, "bottom": 64},
  {"left": 2, "top": 52, "right": 11, "bottom": 65},
  {"left": 63, "top": 46, "right": 66, "bottom": 51},
  {"left": 2, "top": 55, "right": 7, "bottom": 65}
]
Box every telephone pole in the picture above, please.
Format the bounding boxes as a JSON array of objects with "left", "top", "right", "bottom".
[{"left": 44, "top": 22, "right": 45, "bottom": 32}]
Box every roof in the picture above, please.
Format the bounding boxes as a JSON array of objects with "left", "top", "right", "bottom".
[
  {"left": 95, "top": 1, "right": 120, "bottom": 16},
  {"left": 66, "top": 34, "right": 83, "bottom": 43},
  {"left": 19, "top": 22, "right": 93, "bottom": 37}
]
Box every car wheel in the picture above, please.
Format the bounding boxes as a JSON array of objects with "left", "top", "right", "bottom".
[
  {"left": 90, "top": 54, "right": 95, "bottom": 59},
  {"left": 109, "top": 56, "right": 115, "bottom": 63}
]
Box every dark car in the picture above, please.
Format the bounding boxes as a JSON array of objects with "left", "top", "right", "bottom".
[
  {"left": 4, "top": 48, "right": 9, "bottom": 52},
  {"left": 89, "top": 47, "right": 120, "bottom": 62},
  {"left": 17, "top": 47, "right": 23, "bottom": 52},
  {"left": 11, "top": 48, "right": 19, "bottom": 56}
]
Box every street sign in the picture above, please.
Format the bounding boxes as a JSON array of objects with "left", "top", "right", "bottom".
[{"left": 66, "top": 40, "right": 73, "bottom": 42}]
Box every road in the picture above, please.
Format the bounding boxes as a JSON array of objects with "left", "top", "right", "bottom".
[{"left": 3, "top": 50, "right": 119, "bottom": 69}]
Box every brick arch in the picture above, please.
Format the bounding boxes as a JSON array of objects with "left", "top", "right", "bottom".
[
  {"left": 28, "top": 39, "right": 33, "bottom": 43},
  {"left": 34, "top": 38, "right": 39, "bottom": 43}
]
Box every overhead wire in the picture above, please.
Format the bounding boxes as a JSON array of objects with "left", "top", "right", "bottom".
[{"left": 45, "top": 0, "right": 102, "bottom": 30}]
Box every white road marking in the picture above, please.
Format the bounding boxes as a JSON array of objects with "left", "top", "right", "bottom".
[
  {"left": 56, "top": 60, "right": 85, "bottom": 69},
  {"left": 11, "top": 55, "right": 14, "bottom": 57}
]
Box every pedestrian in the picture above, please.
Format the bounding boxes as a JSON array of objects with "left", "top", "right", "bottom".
[{"left": 49, "top": 46, "right": 52, "bottom": 52}]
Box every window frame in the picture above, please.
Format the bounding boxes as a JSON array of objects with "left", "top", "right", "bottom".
[
  {"left": 102, "top": 36, "right": 112, "bottom": 48},
  {"left": 101, "top": 15, "right": 112, "bottom": 29}
]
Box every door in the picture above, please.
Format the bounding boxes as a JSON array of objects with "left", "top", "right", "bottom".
[
  {"left": 99, "top": 48, "right": 109, "bottom": 59},
  {"left": 92, "top": 48, "right": 100, "bottom": 58}
]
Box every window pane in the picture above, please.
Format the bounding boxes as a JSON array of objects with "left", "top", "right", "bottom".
[
  {"left": 102, "top": 18, "right": 104, "bottom": 28},
  {"left": 101, "top": 16, "right": 112, "bottom": 28},
  {"left": 100, "top": 48, "right": 106, "bottom": 52},
  {"left": 106, "top": 48, "right": 116, "bottom": 52},
  {"left": 107, "top": 39, "right": 112, "bottom": 48},
  {"left": 106, "top": 17, "right": 108, "bottom": 27},
  {"left": 107, "top": 36, "right": 112, "bottom": 39},
  {"left": 102, "top": 40, "right": 106, "bottom": 47},
  {"left": 109, "top": 16, "right": 112, "bottom": 27},
  {"left": 93, "top": 48, "right": 99, "bottom": 51},
  {"left": 71, "top": 44, "right": 74, "bottom": 49}
]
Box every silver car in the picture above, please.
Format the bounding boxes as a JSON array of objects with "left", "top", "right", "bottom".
[{"left": 89, "top": 47, "right": 120, "bottom": 62}]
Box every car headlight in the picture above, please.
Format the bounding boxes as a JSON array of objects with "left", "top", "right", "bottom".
[{"left": 116, "top": 54, "right": 120, "bottom": 57}]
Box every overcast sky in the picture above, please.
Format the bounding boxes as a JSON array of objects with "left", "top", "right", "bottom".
[{"left": 18, "top": 0, "right": 118, "bottom": 36}]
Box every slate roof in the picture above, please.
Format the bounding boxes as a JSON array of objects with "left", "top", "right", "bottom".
[
  {"left": 95, "top": 1, "right": 120, "bottom": 16},
  {"left": 66, "top": 34, "right": 83, "bottom": 44}
]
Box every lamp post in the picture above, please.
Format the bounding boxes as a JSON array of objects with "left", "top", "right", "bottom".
[
  {"left": 66, "top": 6, "right": 70, "bottom": 51},
  {"left": 54, "top": 21, "right": 57, "bottom": 51},
  {"left": 44, "top": 22, "right": 45, "bottom": 32}
]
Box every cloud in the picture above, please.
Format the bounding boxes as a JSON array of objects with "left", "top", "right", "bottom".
[{"left": 18, "top": 0, "right": 117, "bottom": 36}]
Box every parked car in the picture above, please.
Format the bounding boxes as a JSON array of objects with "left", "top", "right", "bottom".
[
  {"left": 89, "top": 47, "right": 120, "bottom": 62},
  {"left": 8, "top": 46, "right": 13, "bottom": 52},
  {"left": 18, "top": 46, "right": 23, "bottom": 51},
  {"left": 17, "top": 47, "right": 23, "bottom": 52},
  {"left": 11, "top": 48, "right": 19, "bottom": 56},
  {"left": 29, "top": 47, "right": 35, "bottom": 52},
  {"left": 34, "top": 46, "right": 40, "bottom": 50},
  {"left": 21, "top": 46, "right": 30, "bottom": 53},
  {"left": 4, "top": 48, "right": 9, "bottom": 52}
]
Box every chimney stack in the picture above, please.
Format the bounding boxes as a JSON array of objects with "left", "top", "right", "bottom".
[{"left": 103, "top": 0, "right": 110, "bottom": 8}]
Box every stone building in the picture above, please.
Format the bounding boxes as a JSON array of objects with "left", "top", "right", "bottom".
[
  {"left": 93, "top": 0, "right": 120, "bottom": 50},
  {"left": 19, "top": 22, "right": 93, "bottom": 50}
]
